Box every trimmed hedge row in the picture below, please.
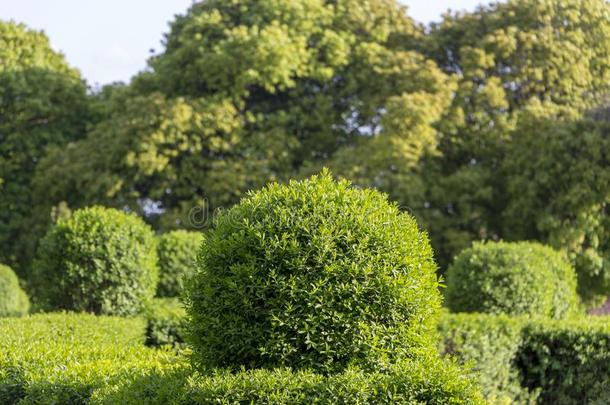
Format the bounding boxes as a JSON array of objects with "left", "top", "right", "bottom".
[
  {"left": 0, "top": 313, "right": 484, "bottom": 404},
  {"left": 439, "top": 313, "right": 610, "bottom": 404},
  {"left": 0, "top": 313, "right": 182, "bottom": 404},
  {"left": 93, "top": 356, "right": 484, "bottom": 404}
]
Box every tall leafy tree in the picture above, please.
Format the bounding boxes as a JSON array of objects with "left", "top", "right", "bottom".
[
  {"left": 503, "top": 103, "right": 610, "bottom": 303},
  {"left": 0, "top": 21, "right": 89, "bottom": 274},
  {"left": 420, "top": 0, "right": 610, "bottom": 269},
  {"left": 37, "top": 0, "right": 452, "bottom": 231}
]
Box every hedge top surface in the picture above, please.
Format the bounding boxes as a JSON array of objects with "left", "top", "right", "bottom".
[
  {"left": 0, "top": 263, "right": 29, "bottom": 317},
  {"left": 156, "top": 230, "right": 203, "bottom": 297},
  {"left": 32, "top": 206, "right": 158, "bottom": 316},
  {"left": 187, "top": 170, "right": 441, "bottom": 373},
  {"left": 445, "top": 241, "right": 579, "bottom": 318}
]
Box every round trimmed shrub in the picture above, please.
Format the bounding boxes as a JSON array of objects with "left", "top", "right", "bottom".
[
  {"left": 445, "top": 241, "right": 579, "bottom": 318},
  {"left": 156, "top": 230, "right": 202, "bottom": 297},
  {"left": 0, "top": 264, "right": 29, "bottom": 317},
  {"left": 32, "top": 206, "right": 158, "bottom": 315},
  {"left": 186, "top": 171, "right": 441, "bottom": 373}
]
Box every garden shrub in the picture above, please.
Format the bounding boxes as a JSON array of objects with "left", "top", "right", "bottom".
[
  {"left": 445, "top": 241, "right": 579, "bottom": 318},
  {"left": 0, "top": 313, "right": 181, "bottom": 405},
  {"left": 517, "top": 317, "right": 610, "bottom": 405},
  {"left": 0, "top": 264, "right": 29, "bottom": 317},
  {"left": 93, "top": 355, "right": 484, "bottom": 404},
  {"left": 156, "top": 230, "right": 202, "bottom": 297},
  {"left": 144, "top": 298, "right": 187, "bottom": 348},
  {"left": 186, "top": 171, "right": 442, "bottom": 373},
  {"left": 31, "top": 206, "right": 158, "bottom": 315},
  {"left": 438, "top": 312, "right": 610, "bottom": 404}
]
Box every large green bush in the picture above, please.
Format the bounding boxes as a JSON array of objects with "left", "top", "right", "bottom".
[
  {"left": 0, "top": 264, "right": 29, "bottom": 317},
  {"left": 439, "top": 312, "right": 610, "bottom": 404},
  {"left": 186, "top": 171, "right": 442, "bottom": 373},
  {"left": 445, "top": 241, "right": 579, "bottom": 318},
  {"left": 156, "top": 231, "right": 202, "bottom": 297},
  {"left": 31, "top": 206, "right": 158, "bottom": 315}
]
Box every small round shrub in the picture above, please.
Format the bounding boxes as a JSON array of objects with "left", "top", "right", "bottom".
[
  {"left": 0, "top": 264, "right": 29, "bottom": 317},
  {"left": 32, "top": 206, "right": 158, "bottom": 315},
  {"left": 186, "top": 171, "right": 441, "bottom": 373},
  {"left": 445, "top": 241, "right": 579, "bottom": 318},
  {"left": 156, "top": 230, "right": 202, "bottom": 297}
]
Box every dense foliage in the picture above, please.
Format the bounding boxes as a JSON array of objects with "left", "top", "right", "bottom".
[
  {"left": 186, "top": 172, "right": 441, "bottom": 373},
  {"left": 439, "top": 313, "right": 610, "bottom": 404},
  {"left": 156, "top": 231, "right": 202, "bottom": 297},
  {"left": 0, "top": 21, "right": 89, "bottom": 276},
  {"left": 0, "top": 264, "right": 29, "bottom": 317},
  {"left": 31, "top": 206, "right": 158, "bottom": 315},
  {"left": 445, "top": 241, "right": 579, "bottom": 318}
]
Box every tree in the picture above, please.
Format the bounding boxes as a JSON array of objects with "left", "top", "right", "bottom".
[
  {"left": 0, "top": 21, "right": 89, "bottom": 275},
  {"left": 503, "top": 103, "right": 610, "bottom": 303},
  {"left": 36, "top": 0, "right": 452, "bottom": 232},
  {"left": 419, "top": 0, "right": 610, "bottom": 268}
]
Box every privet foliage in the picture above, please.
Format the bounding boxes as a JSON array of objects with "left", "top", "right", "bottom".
[
  {"left": 186, "top": 171, "right": 441, "bottom": 373},
  {"left": 31, "top": 206, "right": 158, "bottom": 315},
  {"left": 445, "top": 241, "right": 579, "bottom": 318},
  {"left": 0, "top": 21, "right": 89, "bottom": 275},
  {"left": 156, "top": 230, "right": 202, "bottom": 297},
  {"left": 0, "top": 264, "right": 29, "bottom": 317}
]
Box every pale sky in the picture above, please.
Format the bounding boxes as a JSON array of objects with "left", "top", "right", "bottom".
[{"left": 0, "top": 0, "right": 492, "bottom": 86}]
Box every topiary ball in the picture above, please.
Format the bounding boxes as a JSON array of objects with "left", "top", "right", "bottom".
[
  {"left": 0, "top": 264, "right": 29, "bottom": 317},
  {"left": 156, "top": 230, "right": 202, "bottom": 297},
  {"left": 186, "top": 171, "right": 441, "bottom": 373},
  {"left": 32, "top": 206, "right": 158, "bottom": 315},
  {"left": 445, "top": 241, "right": 579, "bottom": 318}
]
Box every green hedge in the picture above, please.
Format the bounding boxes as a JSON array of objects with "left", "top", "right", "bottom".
[
  {"left": 439, "top": 313, "right": 610, "bottom": 404},
  {"left": 0, "top": 313, "right": 181, "bottom": 404},
  {"left": 144, "top": 298, "right": 187, "bottom": 348},
  {"left": 0, "top": 313, "right": 483, "bottom": 404},
  {"left": 93, "top": 356, "right": 484, "bottom": 404}
]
